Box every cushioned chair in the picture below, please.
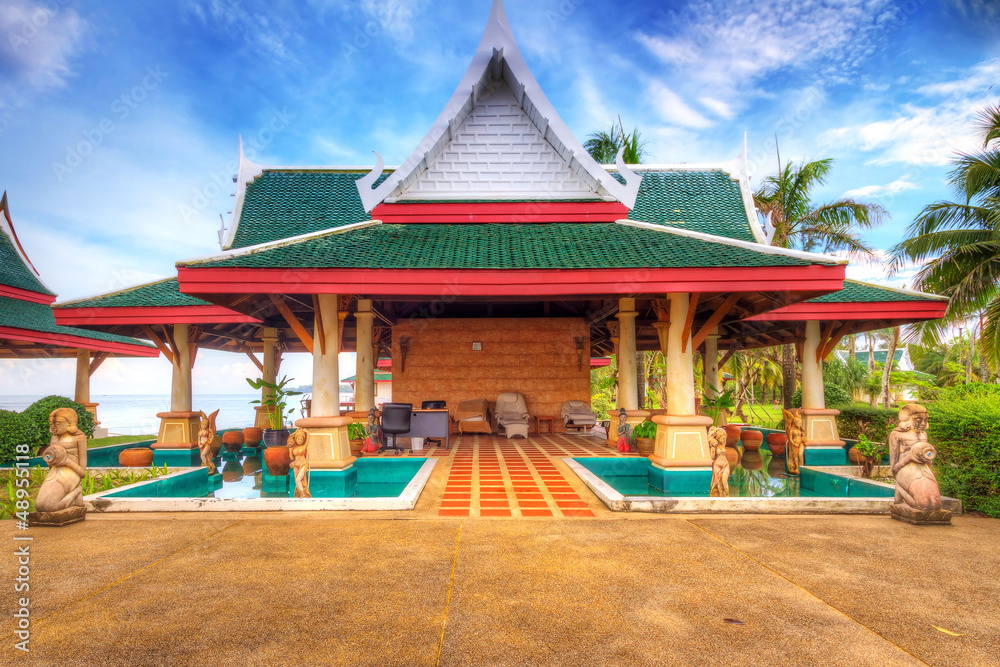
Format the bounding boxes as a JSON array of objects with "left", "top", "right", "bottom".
[
  {"left": 380, "top": 403, "right": 412, "bottom": 455},
  {"left": 561, "top": 400, "right": 598, "bottom": 433},
  {"left": 494, "top": 392, "right": 530, "bottom": 439},
  {"left": 421, "top": 400, "right": 446, "bottom": 447}
]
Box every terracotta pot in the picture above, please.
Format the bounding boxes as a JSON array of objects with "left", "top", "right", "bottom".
[
  {"left": 222, "top": 431, "right": 244, "bottom": 452},
  {"left": 221, "top": 460, "right": 243, "bottom": 482},
  {"left": 766, "top": 433, "right": 787, "bottom": 457},
  {"left": 724, "top": 424, "right": 742, "bottom": 447},
  {"left": 242, "top": 455, "right": 262, "bottom": 475},
  {"left": 636, "top": 437, "right": 655, "bottom": 456},
  {"left": 350, "top": 439, "right": 364, "bottom": 456},
  {"left": 724, "top": 447, "right": 740, "bottom": 468},
  {"left": 848, "top": 446, "right": 864, "bottom": 464},
  {"left": 263, "top": 428, "right": 291, "bottom": 448},
  {"left": 209, "top": 435, "right": 222, "bottom": 457},
  {"left": 741, "top": 430, "right": 763, "bottom": 451},
  {"left": 242, "top": 427, "right": 264, "bottom": 448},
  {"left": 264, "top": 445, "right": 292, "bottom": 476},
  {"left": 119, "top": 448, "right": 154, "bottom": 467},
  {"left": 742, "top": 451, "right": 764, "bottom": 471}
]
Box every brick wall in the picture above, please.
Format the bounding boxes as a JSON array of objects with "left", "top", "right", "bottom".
[{"left": 391, "top": 318, "right": 591, "bottom": 433}]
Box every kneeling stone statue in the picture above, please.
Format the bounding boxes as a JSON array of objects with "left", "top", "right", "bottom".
[
  {"left": 29, "top": 408, "right": 88, "bottom": 526},
  {"left": 888, "top": 404, "right": 951, "bottom": 525}
]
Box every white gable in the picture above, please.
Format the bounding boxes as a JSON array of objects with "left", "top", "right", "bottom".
[
  {"left": 399, "top": 82, "right": 599, "bottom": 199},
  {"left": 356, "top": 0, "right": 641, "bottom": 211}
]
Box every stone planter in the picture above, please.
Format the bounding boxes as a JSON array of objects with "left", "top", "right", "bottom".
[
  {"left": 264, "top": 445, "right": 292, "bottom": 476},
  {"left": 222, "top": 431, "right": 244, "bottom": 453},
  {"left": 636, "top": 437, "right": 655, "bottom": 456},
  {"left": 724, "top": 424, "right": 742, "bottom": 447},
  {"left": 740, "top": 430, "right": 763, "bottom": 452},
  {"left": 118, "top": 448, "right": 153, "bottom": 467},
  {"left": 242, "top": 427, "right": 264, "bottom": 448},
  {"left": 263, "top": 428, "right": 291, "bottom": 448},
  {"left": 766, "top": 433, "right": 787, "bottom": 457},
  {"left": 350, "top": 439, "right": 364, "bottom": 456}
]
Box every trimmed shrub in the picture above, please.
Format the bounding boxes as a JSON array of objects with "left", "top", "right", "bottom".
[
  {"left": 0, "top": 410, "right": 30, "bottom": 464},
  {"left": 836, "top": 405, "right": 898, "bottom": 444},
  {"left": 790, "top": 383, "right": 852, "bottom": 409},
  {"left": 18, "top": 396, "right": 95, "bottom": 456},
  {"left": 928, "top": 386, "right": 1000, "bottom": 517}
]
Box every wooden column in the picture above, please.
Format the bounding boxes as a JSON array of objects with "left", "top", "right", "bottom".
[
  {"left": 74, "top": 349, "right": 90, "bottom": 405},
  {"left": 703, "top": 329, "right": 720, "bottom": 399},
  {"left": 799, "top": 320, "right": 844, "bottom": 449}
]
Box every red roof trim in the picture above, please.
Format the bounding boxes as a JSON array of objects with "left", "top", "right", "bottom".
[
  {"left": 371, "top": 201, "right": 629, "bottom": 224},
  {"left": 0, "top": 284, "right": 55, "bottom": 305},
  {"left": 747, "top": 300, "right": 947, "bottom": 322},
  {"left": 53, "top": 305, "right": 260, "bottom": 326},
  {"left": 178, "top": 265, "right": 845, "bottom": 297},
  {"left": 0, "top": 326, "right": 160, "bottom": 356}
]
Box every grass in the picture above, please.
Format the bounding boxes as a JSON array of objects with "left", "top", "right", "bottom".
[
  {"left": 88, "top": 434, "right": 156, "bottom": 448},
  {"left": 730, "top": 404, "right": 783, "bottom": 429}
]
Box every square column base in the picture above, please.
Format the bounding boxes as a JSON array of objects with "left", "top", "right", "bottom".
[
  {"left": 153, "top": 447, "right": 200, "bottom": 467},
  {"left": 803, "top": 446, "right": 849, "bottom": 466},
  {"left": 800, "top": 408, "right": 845, "bottom": 447},
  {"left": 289, "top": 468, "right": 358, "bottom": 497},
  {"left": 152, "top": 411, "right": 202, "bottom": 450},
  {"left": 649, "top": 415, "right": 713, "bottom": 468},
  {"left": 253, "top": 406, "right": 272, "bottom": 429},
  {"left": 295, "top": 416, "right": 355, "bottom": 470},
  {"left": 647, "top": 466, "right": 713, "bottom": 494}
]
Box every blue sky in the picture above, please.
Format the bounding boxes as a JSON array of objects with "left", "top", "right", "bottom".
[{"left": 1, "top": 0, "right": 999, "bottom": 400}]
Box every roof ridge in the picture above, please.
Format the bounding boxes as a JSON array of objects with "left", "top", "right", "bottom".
[{"left": 56, "top": 276, "right": 178, "bottom": 307}]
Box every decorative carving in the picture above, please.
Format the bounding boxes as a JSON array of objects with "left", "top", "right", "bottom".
[
  {"left": 197, "top": 409, "right": 220, "bottom": 475},
  {"left": 889, "top": 404, "right": 951, "bottom": 525},
  {"left": 606, "top": 320, "right": 620, "bottom": 341},
  {"left": 708, "top": 426, "right": 730, "bottom": 497},
  {"left": 782, "top": 408, "right": 806, "bottom": 475},
  {"left": 288, "top": 429, "right": 311, "bottom": 498},
  {"left": 30, "top": 408, "right": 87, "bottom": 526}
]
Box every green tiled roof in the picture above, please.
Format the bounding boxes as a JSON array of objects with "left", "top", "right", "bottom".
[
  {"left": 344, "top": 371, "right": 392, "bottom": 383},
  {"left": 58, "top": 278, "right": 211, "bottom": 309},
  {"left": 228, "top": 169, "right": 756, "bottom": 249},
  {"left": 188, "top": 223, "right": 826, "bottom": 270},
  {"left": 0, "top": 297, "right": 155, "bottom": 348},
  {"left": 0, "top": 226, "right": 53, "bottom": 296},
  {"left": 850, "top": 350, "right": 904, "bottom": 365},
  {"left": 809, "top": 280, "right": 943, "bottom": 304}
]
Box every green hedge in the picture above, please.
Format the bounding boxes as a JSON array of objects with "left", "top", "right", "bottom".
[
  {"left": 836, "top": 405, "right": 898, "bottom": 444},
  {"left": 0, "top": 396, "right": 96, "bottom": 464},
  {"left": 927, "top": 385, "right": 1000, "bottom": 517},
  {"left": 791, "top": 383, "right": 852, "bottom": 409}
]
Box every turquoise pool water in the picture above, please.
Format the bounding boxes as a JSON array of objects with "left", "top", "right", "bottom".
[
  {"left": 102, "top": 455, "right": 425, "bottom": 499},
  {"left": 573, "top": 452, "right": 894, "bottom": 499}
]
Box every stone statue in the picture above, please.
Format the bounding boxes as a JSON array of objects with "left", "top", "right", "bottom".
[
  {"left": 30, "top": 408, "right": 88, "bottom": 526},
  {"left": 197, "top": 409, "right": 220, "bottom": 475},
  {"left": 888, "top": 404, "right": 951, "bottom": 525},
  {"left": 361, "top": 408, "right": 379, "bottom": 454},
  {"left": 616, "top": 407, "right": 631, "bottom": 453},
  {"left": 288, "top": 429, "right": 311, "bottom": 498},
  {"left": 708, "top": 426, "right": 729, "bottom": 497},
  {"left": 782, "top": 408, "right": 806, "bottom": 475}
]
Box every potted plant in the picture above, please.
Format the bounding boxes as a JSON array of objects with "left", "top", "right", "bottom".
[
  {"left": 348, "top": 422, "right": 366, "bottom": 456},
  {"left": 246, "top": 375, "right": 302, "bottom": 447},
  {"left": 853, "top": 434, "right": 887, "bottom": 479},
  {"left": 631, "top": 420, "right": 657, "bottom": 455},
  {"left": 701, "top": 385, "right": 736, "bottom": 427}
]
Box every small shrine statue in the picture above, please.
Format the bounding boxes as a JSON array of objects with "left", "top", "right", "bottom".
[
  {"left": 288, "top": 429, "right": 311, "bottom": 498},
  {"left": 30, "top": 408, "right": 88, "bottom": 526},
  {"left": 616, "top": 408, "right": 632, "bottom": 453},
  {"left": 782, "top": 408, "right": 806, "bottom": 475},
  {"left": 888, "top": 404, "right": 951, "bottom": 525},
  {"left": 361, "top": 408, "right": 379, "bottom": 454},
  {"left": 708, "top": 426, "right": 730, "bottom": 497},
  {"left": 197, "top": 409, "right": 220, "bottom": 475}
]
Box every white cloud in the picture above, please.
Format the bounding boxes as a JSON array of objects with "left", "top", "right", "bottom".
[
  {"left": 646, "top": 80, "right": 712, "bottom": 129},
  {"left": 698, "top": 96, "right": 735, "bottom": 120},
  {"left": 182, "top": 0, "right": 302, "bottom": 60},
  {"left": 916, "top": 58, "right": 1000, "bottom": 97},
  {"left": 842, "top": 177, "right": 919, "bottom": 200},
  {"left": 359, "top": 0, "right": 427, "bottom": 44},
  {"left": 0, "top": 0, "right": 87, "bottom": 89}
]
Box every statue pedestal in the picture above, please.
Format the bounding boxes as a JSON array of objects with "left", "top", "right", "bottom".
[
  {"left": 890, "top": 503, "right": 952, "bottom": 525},
  {"left": 649, "top": 414, "right": 713, "bottom": 469},
  {"left": 294, "top": 416, "right": 355, "bottom": 470},
  {"left": 607, "top": 409, "right": 650, "bottom": 448},
  {"left": 151, "top": 411, "right": 202, "bottom": 466},
  {"left": 28, "top": 505, "right": 86, "bottom": 527}
]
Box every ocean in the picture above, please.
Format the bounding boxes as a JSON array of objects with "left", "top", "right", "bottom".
[{"left": 0, "top": 394, "right": 298, "bottom": 435}]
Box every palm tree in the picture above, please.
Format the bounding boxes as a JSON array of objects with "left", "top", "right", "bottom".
[
  {"left": 889, "top": 101, "right": 1000, "bottom": 366},
  {"left": 584, "top": 122, "right": 648, "bottom": 164},
  {"left": 754, "top": 158, "right": 887, "bottom": 407}
]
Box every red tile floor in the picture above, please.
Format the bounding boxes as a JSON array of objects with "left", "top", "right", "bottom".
[{"left": 368, "top": 432, "right": 641, "bottom": 518}]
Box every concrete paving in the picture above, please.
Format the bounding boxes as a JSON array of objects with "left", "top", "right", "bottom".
[{"left": 2, "top": 513, "right": 997, "bottom": 666}]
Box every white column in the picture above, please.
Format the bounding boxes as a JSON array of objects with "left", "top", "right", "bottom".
[
  {"left": 354, "top": 299, "right": 375, "bottom": 412},
  {"left": 703, "top": 329, "right": 720, "bottom": 399},
  {"left": 74, "top": 349, "right": 90, "bottom": 405},
  {"left": 801, "top": 320, "right": 824, "bottom": 409},
  {"left": 261, "top": 327, "right": 279, "bottom": 395},
  {"left": 616, "top": 297, "right": 638, "bottom": 411},
  {"left": 170, "top": 323, "right": 192, "bottom": 412},
  {"left": 666, "top": 294, "right": 696, "bottom": 416},
  {"left": 311, "top": 294, "right": 340, "bottom": 417}
]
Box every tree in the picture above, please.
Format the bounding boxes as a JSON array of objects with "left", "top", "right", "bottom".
[
  {"left": 584, "top": 120, "right": 648, "bottom": 164},
  {"left": 889, "top": 101, "right": 1000, "bottom": 366},
  {"left": 754, "top": 158, "right": 886, "bottom": 406},
  {"left": 880, "top": 327, "right": 900, "bottom": 408}
]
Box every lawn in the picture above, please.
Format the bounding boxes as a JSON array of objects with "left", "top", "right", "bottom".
[{"left": 88, "top": 434, "right": 156, "bottom": 448}]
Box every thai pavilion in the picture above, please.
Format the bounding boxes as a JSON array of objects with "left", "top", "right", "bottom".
[{"left": 51, "top": 0, "right": 946, "bottom": 481}]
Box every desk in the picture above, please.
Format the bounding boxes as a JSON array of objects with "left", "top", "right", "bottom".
[{"left": 391, "top": 408, "right": 450, "bottom": 450}]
